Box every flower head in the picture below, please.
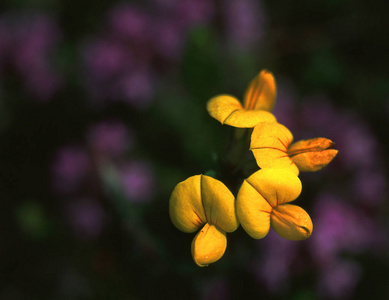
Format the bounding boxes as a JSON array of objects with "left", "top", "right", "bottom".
[
  {"left": 250, "top": 122, "right": 338, "bottom": 175},
  {"left": 207, "top": 70, "right": 277, "bottom": 128},
  {"left": 169, "top": 175, "right": 238, "bottom": 266},
  {"left": 236, "top": 169, "right": 312, "bottom": 241}
]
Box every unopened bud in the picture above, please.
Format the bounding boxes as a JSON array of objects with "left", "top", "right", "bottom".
[{"left": 288, "top": 137, "right": 338, "bottom": 172}]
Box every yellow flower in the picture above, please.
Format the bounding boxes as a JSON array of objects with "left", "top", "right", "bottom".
[
  {"left": 236, "top": 169, "right": 313, "bottom": 241},
  {"left": 169, "top": 175, "right": 239, "bottom": 266},
  {"left": 250, "top": 122, "right": 338, "bottom": 175},
  {"left": 207, "top": 70, "right": 277, "bottom": 128}
]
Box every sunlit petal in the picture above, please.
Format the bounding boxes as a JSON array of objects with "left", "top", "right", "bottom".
[
  {"left": 169, "top": 175, "right": 207, "bottom": 233},
  {"left": 201, "top": 175, "right": 239, "bottom": 232},
  {"left": 271, "top": 204, "right": 313, "bottom": 241},
  {"left": 243, "top": 70, "right": 276, "bottom": 112},
  {"left": 191, "top": 223, "right": 227, "bottom": 267},
  {"left": 251, "top": 122, "right": 299, "bottom": 175},
  {"left": 207, "top": 95, "right": 276, "bottom": 128},
  {"left": 244, "top": 169, "right": 302, "bottom": 207}
]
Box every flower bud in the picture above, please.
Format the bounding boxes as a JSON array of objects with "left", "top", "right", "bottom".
[{"left": 288, "top": 137, "right": 338, "bottom": 172}]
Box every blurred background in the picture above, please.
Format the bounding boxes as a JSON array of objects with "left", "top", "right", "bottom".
[{"left": 0, "top": 0, "right": 388, "bottom": 299}]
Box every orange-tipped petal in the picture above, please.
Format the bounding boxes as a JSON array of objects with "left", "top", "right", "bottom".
[
  {"left": 271, "top": 204, "right": 313, "bottom": 241},
  {"left": 207, "top": 95, "right": 276, "bottom": 128},
  {"left": 169, "top": 175, "right": 207, "bottom": 233},
  {"left": 244, "top": 169, "right": 302, "bottom": 207},
  {"left": 250, "top": 122, "right": 299, "bottom": 175},
  {"left": 201, "top": 175, "right": 239, "bottom": 232},
  {"left": 288, "top": 137, "right": 338, "bottom": 172},
  {"left": 191, "top": 223, "right": 227, "bottom": 267},
  {"left": 243, "top": 70, "right": 277, "bottom": 112},
  {"left": 236, "top": 179, "right": 272, "bottom": 239}
]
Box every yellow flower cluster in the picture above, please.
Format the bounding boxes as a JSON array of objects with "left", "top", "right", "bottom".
[{"left": 169, "top": 70, "right": 338, "bottom": 267}]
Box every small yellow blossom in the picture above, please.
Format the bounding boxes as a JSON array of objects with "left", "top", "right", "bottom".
[
  {"left": 250, "top": 122, "right": 338, "bottom": 175},
  {"left": 169, "top": 175, "right": 239, "bottom": 266},
  {"left": 236, "top": 169, "right": 313, "bottom": 241},
  {"left": 207, "top": 70, "right": 277, "bottom": 128}
]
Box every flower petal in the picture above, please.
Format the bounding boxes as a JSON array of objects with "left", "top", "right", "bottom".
[
  {"left": 244, "top": 169, "right": 302, "bottom": 207},
  {"left": 207, "top": 95, "right": 276, "bottom": 128},
  {"left": 288, "top": 137, "right": 338, "bottom": 172},
  {"left": 243, "top": 70, "right": 276, "bottom": 112},
  {"left": 271, "top": 204, "right": 313, "bottom": 241},
  {"left": 169, "top": 175, "right": 207, "bottom": 233},
  {"left": 201, "top": 175, "right": 239, "bottom": 232},
  {"left": 191, "top": 223, "right": 227, "bottom": 267},
  {"left": 236, "top": 179, "right": 272, "bottom": 239},
  {"left": 250, "top": 122, "right": 299, "bottom": 175}
]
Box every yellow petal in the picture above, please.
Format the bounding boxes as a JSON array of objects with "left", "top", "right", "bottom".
[
  {"left": 245, "top": 169, "right": 302, "bottom": 207},
  {"left": 169, "top": 175, "right": 206, "bottom": 233},
  {"left": 201, "top": 175, "right": 239, "bottom": 232},
  {"left": 207, "top": 95, "right": 276, "bottom": 128},
  {"left": 236, "top": 179, "right": 272, "bottom": 239},
  {"left": 250, "top": 122, "right": 299, "bottom": 175},
  {"left": 288, "top": 137, "right": 338, "bottom": 172},
  {"left": 191, "top": 223, "right": 227, "bottom": 267},
  {"left": 271, "top": 204, "right": 313, "bottom": 241},
  {"left": 243, "top": 70, "right": 277, "bottom": 112}
]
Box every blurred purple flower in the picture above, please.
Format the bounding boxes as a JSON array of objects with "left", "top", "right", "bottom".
[
  {"left": 223, "top": 0, "right": 266, "bottom": 52},
  {"left": 353, "top": 169, "right": 387, "bottom": 206},
  {"left": 65, "top": 198, "right": 107, "bottom": 240},
  {"left": 119, "top": 160, "right": 155, "bottom": 203},
  {"left": 108, "top": 4, "right": 150, "bottom": 42},
  {"left": 253, "top": 231, "right": 298, "bottom": 293},
  {"left": 82, "top": 39, "right": 130, "bottom": 82},
  {"left": 86, "top": 120, "right": 135, "bottom": 158},
  {"left": 116, "top": 68, "right": 155, "bottom": 109},
  {"left": 310, "top": 194, "right": 380, "bottom": 265},
  {"left": 52, "top": 146, "right": 90, "bottom": 194},
  {"left": 318, "top": 259, "right": 361, "bottom": 300},
  {"left": 0, "top": 12, "right": 62, "bottom": 101}
]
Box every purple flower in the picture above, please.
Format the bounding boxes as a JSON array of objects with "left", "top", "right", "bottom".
[
  {"left": 253, "top": 231, "right": 298, "bottom": 293},
  {"left": 0, "top": 12, "right": 62, "bottom": 101},
  {"left": 82, "top": 38, "right": 130, "bottom": 82},
  {"left": 318, "top": 259, "right": 361, "bottom": 299},
  {"left": 116, "top": 68, "right": 155, "bottom": 109},
  {"left": 65, "top": 198, "right": 107, "bottom": 240},
  {"left": 86, "top": 120, "right": 135, "bottom": 158},
  {"left": 223, "top": 0, "right": 266, "bottom": 52},
  {"left": 107, "top": 4, "right": 150, "bottom": 42},
  {"left": 119, "top": 160, "right": 155, "bottom": 203},
  {"left": 353, "top": 169, "right": 387, "bottom": 206},
  {"left": 51, "top": 146, "right": 90, "bottom": 194},
  {"left": 310, "top": 194, "right": 379, "bottom": 265}
]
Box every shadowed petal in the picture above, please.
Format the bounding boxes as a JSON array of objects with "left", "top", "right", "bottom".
[
  {"left": 201, "top": 175, "right": 239, "bottom": 232},
  {"left": 243, "top": 70, "right": 276, "bottom": 112},
  {"left": 207, "top": 95, "right": 276, "bottom": 128},
  {"left": 271, "top": 204, "right": 313, "bottom": 241},
  {"left": 191, "top": 223, "right": 227, "bottom": 267},
  {"left": 169, "top": 175, "right": 207, "bottom": 233},
  {"left": 251, "top": 122, "right": 299, "bottom": 175}
]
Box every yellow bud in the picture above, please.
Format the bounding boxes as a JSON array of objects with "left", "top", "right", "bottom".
[
  {"left": 191, "top": 223, "right": 227, "bottom": 267},
  {"left": 288, "top": 137, "right": 338, "bottom": 172},
  {"left": 271, "top": 204, "right": 313, "bottom": 241}
]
